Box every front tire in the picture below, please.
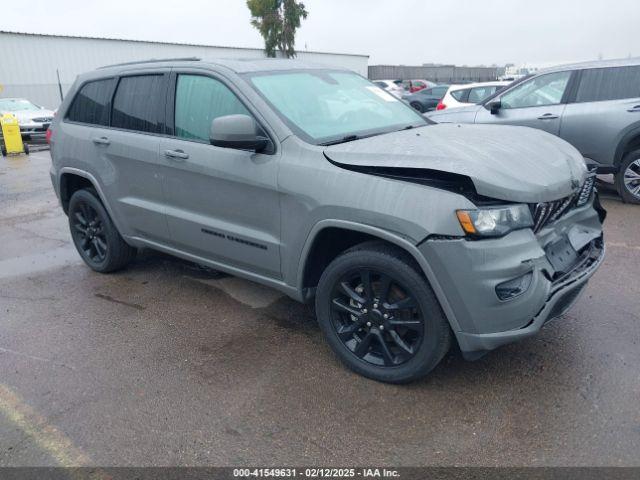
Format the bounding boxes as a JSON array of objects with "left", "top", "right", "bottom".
[
  {"left": 68, "top": 189, "right": 136, "bottom": 273},
  {"left": 315, "top": 243, "right": 451, "bottom": 383},
  {"left": 616, "top": 151, "right": 640, "bottom": 204}
]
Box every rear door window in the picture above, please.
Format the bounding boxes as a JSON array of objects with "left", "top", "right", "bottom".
[
  {"left": 66, "top": 79, "right": 114, "bottom": 126},
  {"left": 174, "top": 74, "right": 251, "bottom": 143},
  {"left": 575, "top": 66, "right": 640, "bottom": 103},
  {"left": 111, "top": 75, "right": 165, "bottom": 133}
]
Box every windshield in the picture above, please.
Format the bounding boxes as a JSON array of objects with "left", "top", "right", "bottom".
[
  {"left": 0, "top": 99, "right": 41, "bottom": 112},
  {"left": 248, "top": 70, "right": 427, "bottom": 144}
]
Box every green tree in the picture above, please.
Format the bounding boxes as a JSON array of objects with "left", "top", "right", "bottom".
[{"left": 247, "top": 0, "right": 308, "bottom": 58}]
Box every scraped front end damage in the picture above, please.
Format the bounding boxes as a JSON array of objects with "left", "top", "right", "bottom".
[
  {"left": 419, "top": 192, "right": 605, "bottom": 359},
  {"left": 323, "top": 124, "right": 606, "bottom": 359}
]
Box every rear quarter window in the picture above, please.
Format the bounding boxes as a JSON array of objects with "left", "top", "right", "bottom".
[
  {"left": 111, "top": 75, "right": 165, "bottom": 133},
  {"left": 468, "top": 86, "right": 498, "bottom": 103},
  {"left": 451, "top": 89, "right": 469, "bottom": 101},
  {"left": 575, "top": 66, "right": 640, "bottom": 103},
  {"left": 66, "top": 78, "right": 115, "bottom": 126}
]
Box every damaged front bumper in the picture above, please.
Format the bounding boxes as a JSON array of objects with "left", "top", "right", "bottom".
[{"left": 419, "top": 197, "right": 605, "bottom": 359}]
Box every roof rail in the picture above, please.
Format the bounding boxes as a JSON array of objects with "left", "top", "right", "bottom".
[{"left": 98, "top": 57, "right": 201, "bottom": 69}]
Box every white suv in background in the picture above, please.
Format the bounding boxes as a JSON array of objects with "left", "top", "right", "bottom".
[{"left": 437, "top": 81, "right": 511, "bottom": 111}]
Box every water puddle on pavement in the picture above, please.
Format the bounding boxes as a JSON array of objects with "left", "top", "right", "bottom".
[{"left": 0, "top": 246, "right": 82, "bottom": 280}]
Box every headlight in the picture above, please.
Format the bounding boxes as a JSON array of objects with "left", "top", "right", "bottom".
[{"left": 456, "top": 204, "right": 533, "bottom": 237}]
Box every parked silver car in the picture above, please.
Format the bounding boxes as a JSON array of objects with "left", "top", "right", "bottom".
[
  {"left": 0, "top": 98, "right": 55, "bottom": 139},
  {"left": 426, "top": 58, "right": 640, "bottom": 204},
  {"left": 49, "top": 58, "right": 605, "bottom": 383}
]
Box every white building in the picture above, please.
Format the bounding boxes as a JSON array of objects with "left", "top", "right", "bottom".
[{"left": 0, "top": 31, "right": 369, "bottom": 109}]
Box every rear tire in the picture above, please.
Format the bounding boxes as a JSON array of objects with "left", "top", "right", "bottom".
[
  {"left": 68, "top": 189, "right": 136, "bottom": 273},
  {"left": 315, "top": 242, "right": 451, "bottom": 383},
  {"left": 410, "top": 102, "right": 424, "bottom": 113},
  {"left": 616, "top": 151, "right": 640, "bottom": 204}
]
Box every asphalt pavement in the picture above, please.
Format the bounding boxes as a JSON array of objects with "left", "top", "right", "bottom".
[{"left": 0, "top": 150, "right": 639, "bottom": 467}]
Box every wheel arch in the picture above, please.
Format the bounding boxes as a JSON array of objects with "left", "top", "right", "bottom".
[
  {"left": 297, "top": 220, "right": 463, "bottom": 334},
  {"left": 58, "top": 168, "right": 124, "bottom": 233},
  {"left": 614, "top": 125, "right": 640, "bottom": 168}
]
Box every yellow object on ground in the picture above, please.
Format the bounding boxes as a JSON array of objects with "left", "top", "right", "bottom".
[{"left": 1, "top": 113, "right": 27, "bottom": 156}]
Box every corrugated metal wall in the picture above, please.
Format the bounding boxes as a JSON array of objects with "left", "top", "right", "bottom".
[
  {"left": 0, "top": 31, "right": 369, "bottom": 109},
  {"left": 368, "top": 65, "right": 500, "bottom": 83}
]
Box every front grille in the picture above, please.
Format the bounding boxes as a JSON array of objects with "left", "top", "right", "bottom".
[
  {"left": 32, "top": 117, "right": 53, "bottom": 123},
  {"left": 576, "top": 174, "right": 596, "bottom": 207},
  {"left": 531, "top": 172, "right": 596, "bottom": 233},
  {"left": 532, "top": 197, "right": 575, "bottom": 233}
]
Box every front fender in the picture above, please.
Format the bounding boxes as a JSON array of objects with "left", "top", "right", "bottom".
[{"left": 295, "top": 219, "right": 465, "bottom": 335}]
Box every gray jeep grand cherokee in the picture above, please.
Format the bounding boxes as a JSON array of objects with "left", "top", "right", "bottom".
[{"left": 49, "top": 58, "right": 606, "bottom": 383}]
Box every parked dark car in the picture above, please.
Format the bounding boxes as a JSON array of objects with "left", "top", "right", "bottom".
[{"left": 402, "top": 85, "right": 449, "bottom": 113}]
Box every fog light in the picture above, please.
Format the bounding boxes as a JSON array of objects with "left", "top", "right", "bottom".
[{"left": 495, "top": 272, "right": 533, "bottom": 301}]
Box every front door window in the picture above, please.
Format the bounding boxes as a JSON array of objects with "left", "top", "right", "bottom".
[{"left": 500, "top": 71, "right": 571, "bottom": 109}]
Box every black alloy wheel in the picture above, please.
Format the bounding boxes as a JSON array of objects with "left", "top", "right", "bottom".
[
  {"left": 330, "top": 269, "right": 424, "bottom": 367},
  {"left": 72, "top": 201, "right": 109, "bottom": 264},
  {"left": 68, "top": 189, "right": 136, "bottom": 273},
  {"left": 316, "top": 243, "right": 451, "bottom": 383}
]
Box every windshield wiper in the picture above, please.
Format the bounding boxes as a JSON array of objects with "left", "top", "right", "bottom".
[
  {"left": 319, "top": 134, "right": 360, "bottom": 146},
  {"left": 320, "top": 126, "right": 421, "bottom": 147}
]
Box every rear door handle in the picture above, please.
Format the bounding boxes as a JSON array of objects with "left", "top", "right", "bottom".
[
  {"left": 164, "top": 149, "right": 189, "bottom": 161},
  {"left": 537, "top": 113, "right": 559, "bottom": 120},
  {"left": 627, "top": 105, "right": 640, "bottom": 112},
  {"left": 92, "top": 136, "right": 110, "bottom": 146}
]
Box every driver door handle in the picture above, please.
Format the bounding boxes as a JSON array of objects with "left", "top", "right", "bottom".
[
  {"left": 537, "top": 113, "right": 559, "bottom": 120},
  {"left": 164, "top": 149, "right": 189, "bottom": 161},
  {"left": 92, "top": 136, "right": 110, "bottom": 146}
]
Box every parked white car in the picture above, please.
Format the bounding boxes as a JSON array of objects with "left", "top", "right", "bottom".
[
  {"left": 437, "top": 81, "right": 511, "bottom": 111},
  {"left": 372, "top": 79, "right": 406, "bottom": 99}
]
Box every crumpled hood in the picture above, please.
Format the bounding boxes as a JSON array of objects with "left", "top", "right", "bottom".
[{"left": 324, "top": 123, "right": 587, "bottom": 203}]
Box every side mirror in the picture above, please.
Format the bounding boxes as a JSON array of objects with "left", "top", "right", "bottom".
[
  {"left": 210, "top": 114, "right": 269, "bottom": 152},
  {"left": 485, "top": 99, "right": 502, "bottom": 115}
]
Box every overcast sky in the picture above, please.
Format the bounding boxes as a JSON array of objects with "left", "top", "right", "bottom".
[{"left": 3, "top": 0, "right": 638, "bottom": 66}]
